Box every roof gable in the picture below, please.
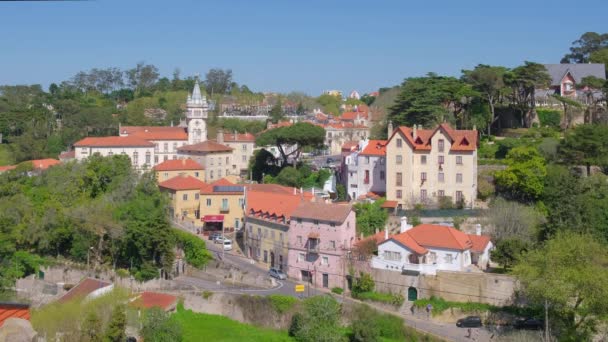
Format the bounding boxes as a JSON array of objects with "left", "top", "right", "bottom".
[
  {"left": 153, "top": 158, "right": 203, "bottom": 171},
  {"left": 159, "top": 175, "right": 206, "bottom": 191}
]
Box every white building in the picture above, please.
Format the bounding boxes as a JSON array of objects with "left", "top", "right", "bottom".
[
  {"left": 372, "top": 218, "right": 493, "bottom": 275},
  {"left": 342, "top": 139, "right": 387, "bottom": 201}
]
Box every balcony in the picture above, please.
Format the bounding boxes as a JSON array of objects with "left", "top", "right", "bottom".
[
  {"left": 307, "top": 243, "right": 320, "bottom": 254},
  {"left": 306, "top": 235, "right": 320, "bottom": 254}
]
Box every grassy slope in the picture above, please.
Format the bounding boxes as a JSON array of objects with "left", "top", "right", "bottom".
[
  {"left": 171, "top": 307, "right": 293, "bottom": 342},
  {"left": 0, "top": 144, "right": 15, "bottom": 166}
]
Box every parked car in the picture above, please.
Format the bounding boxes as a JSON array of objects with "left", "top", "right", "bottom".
[
  {"left": 514, "top": 318, "right": 543, "bottom": 330},
  {"left": 214, "top": 236, "right": 227, "bottom": 244},
  {"left": 326, "top": 157, "right": 334, "bottom": 164},
  {"left": 268, "top": 267, "right": 287, "bottom": 280},
  {"left": 209, "top": 232, "right": 222, "bottom": 241},
  {"left": 223, "top": 239, "right": 232, "bottom": 251},
  {"left": 456, "top": 316, "right": 483, "bottom": 328}
]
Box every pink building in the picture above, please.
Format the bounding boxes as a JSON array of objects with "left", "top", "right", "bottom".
[{"left": 287, "top": 201, "right": 356, "bottom": 289}]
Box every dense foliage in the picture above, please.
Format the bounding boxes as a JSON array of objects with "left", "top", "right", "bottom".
[{"left": 352, "top": 200, "right": 388, "bottom": 236}]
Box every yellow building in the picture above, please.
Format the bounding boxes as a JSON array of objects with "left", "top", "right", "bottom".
[
  {"left": 199, "top": 178, "right": 245, "bottom": 232},
  {"left": 158, "top": 175, "right": 206, "bottom": 221},
  {"left": 153, "top": 158, "right": 205, "bottom": 183},
  {"left": 177, "top": 141, "right": 236, "bottom": 182}
]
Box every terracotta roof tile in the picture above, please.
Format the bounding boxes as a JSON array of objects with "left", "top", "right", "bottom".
[
  {"left": 407, "top": 224, "right": 473, "bottom": 251},
  {"left": 359, "top": 140, "right": 387, "bottom": 156},
  {"left": 120, "top": 126, "right": 188, "bottom": 140},
  {"left": 177, "top": 141, "right": 233, "bottom": 153},
  {"left": 291, "top": 201, "right": 353, "bottom": 223},
  {"left": 153, "top": 158, "right": 204, "bottom": 171},
  {"left": 28, "top": 159, "right": 61, "bottom": 170},
  {"left": 246, "top": 191, "right": 308, "bottom": 223},
  {"left": 131, "top": 292, "right": 178, "bottom": 311},
  {"left": 200, "top": 178, "right": 243, "bottom": 194},
  {"left": 159, "top": 175, "right": 207, "bottom": 191},
  {"left": 467, "top": 234, "right": 492, "bottom": 253},
  {"left": 0, "top": 165, "right": 17, "bottom": 172},
  {"left": 387, "top": 123, "right": 477, "bottom": 152},
  {"left": 223, "top": 133, "right": 256, "bottom": 142},
  {"left": 392, "top": 232, "right": 428, "bottom": 255},
  {"left": 0, "top": 303, "right": 30, "bottom": 326},
  {"left": 58, "top": 278, "right": 112, "bottom": 303},
  {"left": 74, "top": 136, "right": 155, "bottom": 147},
  {"left": 380, "top": 200, "right": 398, "bottom": 208},
  {"left": 59, "top": 150, "right": 75, "bottom": 160}
]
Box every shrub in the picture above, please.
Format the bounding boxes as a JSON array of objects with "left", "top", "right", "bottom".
[
  {"left": 355, "top": 292, "right": 404, "bottom": 307},
  {"left": 350, "top": 317, "right": 380, "bottom": 342},
  {"left": 478, "top": 140, "right": 498, "bottom": 159},
  {"left": 477, "top": 172, "right": 496, "bottom": 200},
  {"left": 174, "top": 229, "right": 212, "bottom": 268},
  {"left": 268, "top": 294, "right": 297, "bottom": 314},
  {"left": 115, "top": 268, "right": 129, "bottom": 279},
  {"left": 331, "top": 287, "right": 343, "bottom": 295},
  {"left": 349, "top": 304, "right": 408, "bottom": 341},
  {"left": 288, "top": 313, "right": 304, "bottom": 337},
  {"left": 202, "top": 291, "right": 213, "bottom": 299},
  {"left": 413, "top": 296, "right": 493, "bottom": 316},
  {"left": 351, "top": 272, "right": 375, "bottom": 295},
  {"left": 495, "top": 138, "right": 527, "bottom": 159},
  {"left": 437, "top": 196, "right": 454, "bottom": 209},
  {"left": 536, "top": 109, "right": 562, "bottom": 128}
]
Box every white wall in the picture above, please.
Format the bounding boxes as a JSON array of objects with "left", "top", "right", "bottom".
[
  {"left": 150, "top": 140, "right": 188, "bottom": 165},
  {"left": 76, "top": 146, "right": 155, "bottom": 170}
]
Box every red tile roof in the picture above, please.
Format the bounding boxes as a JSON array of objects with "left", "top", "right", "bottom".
[
  {"left": 392, "top": 231, "right": 429, "bottom": 255},
  {"left": 74, "top": 136, "right": 155, "bottom": 147},
  {"left": 58, "top": 278, "right": 112, "bottom": 303},
  {"left": 340, "top": 111, "right": 368, "bottom": 121},
  {"left": 380, "top": 200, "right": 398, "bottom": 208},
  {"left": 246, "top": 191, "right": 308, "bottom": 224},
  {"left": 28, "top": 159, "right": 61, "bottom": 170},
  {"left": 120, "top": 126, "right": 188, "bottom": 141},
  {"left": 360, "top": 140, "right": 387, "bottom": 156},
  {"left": 291, "top": 201, "right": 353, "bottom": 223},
  {"left": 0, "top": 303, "right": 30, "bottom": 326},
  {"left": 467, "top": 234, "right": 492, "bottom": 253},
  {"left": 387, "top": 123, "right": 477, "bottom": 152},
  {"left": 0, "top": 165, "right": 17, "bottom": 172},
  {"left": 58, "top": 150, "right": 75, "bottom": 160},
  {"left": 381, "top": 224, "right": 479, "bottom": 255},
  {"left": 153, "top": 158, "right": 204, "bottom": 171},
  {"left": 131, "top": 292, "right": 178, "bottom": 311},
  {"left": 341, "top": 141, "right": 359, "bottom": 152},
  {"left": 223, "top": 132, "right": 256, "bottom": 142},
  {"left": 357, "top": 192, "right": 384, "bottom": 201},
  {"left": 159, "top": 175, "right": 207, "bottom": 191},
  {"left": 177, "top": 141, "right": 233, "bottom": 153}
]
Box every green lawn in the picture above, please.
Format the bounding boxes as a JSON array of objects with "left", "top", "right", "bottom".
[{"left": 171, "top": 306, "right": 293, "bottom": 342}]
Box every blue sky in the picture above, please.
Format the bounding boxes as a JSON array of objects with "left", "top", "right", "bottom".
[{"left": 1, "top": 0, "right": 606, "bottom": 95}]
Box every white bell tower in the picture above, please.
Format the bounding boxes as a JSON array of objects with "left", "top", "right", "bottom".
[{"left": 186, "top": 78, "right": 208, "bottom": 144}]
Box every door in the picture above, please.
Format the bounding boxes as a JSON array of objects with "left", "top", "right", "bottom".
[
  {"left": 322, "top": 273, "right": 329, "bottom": 288},
  {"left": 270, "top": 252, "right": 275, "bottom": 268},
  {"left": 408, "top": 287, "right": 418, "bottom": 301}
]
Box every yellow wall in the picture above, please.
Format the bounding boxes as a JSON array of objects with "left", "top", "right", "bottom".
[
  {"left": 244, "top": 216, "right": 289, "bottom": 269},
  {"left": 162, "top": 188, "right": 201, "bottom": 221},
  {"left": 200, "top": 193, "right": 245, "bottom": 230},
  {"left": 156, "top": 169, "right": 205, "bottom": 183}
]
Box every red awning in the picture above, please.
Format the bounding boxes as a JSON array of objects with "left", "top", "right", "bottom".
[{"left": 203, "top": 215, "right": 224, "bottom": 223}]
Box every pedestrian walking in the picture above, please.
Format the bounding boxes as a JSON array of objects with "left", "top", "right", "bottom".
[
  {"left": 466, "top": 328, "right": 472, "bottom": 339},
  {"left": 410, "top": 305, "right": 415, "bottom": 315},
  {"left": 425, "top": 303, "right": 432, "bottom": 319}
]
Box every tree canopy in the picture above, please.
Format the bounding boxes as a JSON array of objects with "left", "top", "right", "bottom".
[{"left": 256, "top": 122, "right": 325, "bottom": 166}]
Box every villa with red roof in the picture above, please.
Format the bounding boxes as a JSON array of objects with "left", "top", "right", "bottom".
[
  {"left": 385, "top": 122, "right": 478, "bottom": 209},
  {"left": 341, "top": 139, "right": 387, "bottom": 201},
  {"left": 372, "top": 219, "right": 493, "bottom": 275},
  {"left": 153, "top": 158, "right": 205, "bottom": 182}
]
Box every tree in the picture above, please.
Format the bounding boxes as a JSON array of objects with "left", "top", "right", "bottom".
[
  {"left": 316, "top": 94, "right": 342, "bottom": 116},
  {"left": 552, "top": 94, "right": 582, "bottom": 129},
  {"left": 559, "top": 124, "right": 608, "bottom": 175},
  {"left": 351, "top": 272, "right": 375, "bottom": 295},
  {"left": 561, "top": 32, "right": 608, "bottom": 63},
  {"left": 482, "top": 197, "right": 544, "bottom": 242},
  {"left": 140, "top": 307, "right": 182, "bottom": 342},
  {"left": 490, "top": 238, "right": 529, "bottom": 270},
  {"left": 539, "top": 165, "right": 582, "bottom": 240},
  {"left": 205, "top": 68, "right": 233, "bottom": 96},
  {"left": 353, "top": 200, "right": 388, "bottom": 236},
  {"left": 248, "top": 149, "right": 281, "bottom": 182},
  {"left": 590, "top": 48, "right": 608, "bottom": 77},
  {"left": 126, "top": 62, "right": 159, "bottom": 96},
  {"left": 269, "top": 98, "right": 284, "bottom": 123},
  {"left": 80, "top": 311, "right": 103, "bottom": 342},
  {"left": 505, "top": 62, "right": 551, "bottom": 127},
  {"left": 104, "top": 305, "right": 126, "bottom": 342},
  {"left": 256, "top": 122, "right": 325, "bottom": 166},
  {"left": 462, "top": 65, "right": 508, "bottom": 135},
  {"left": 513, "top": 232, "right": 608, "bottom": 341},
  {"left": 336, "top": 184, "right": 347, "bottom": 201},
  {"left": 291, "top": 295, "right": 344, "bottom": 342},
  {"left": 494, "top": 146, "right": 547, "bottom": 202},
  {"left": 578, "top": 76, "right": 607, "bottom": 123}
]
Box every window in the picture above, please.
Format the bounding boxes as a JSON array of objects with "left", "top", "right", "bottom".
[
  {"left": 438, "top": 190, "right": 445, "bottom": 197},
  {"left": 235, "top": 218, "right": 240, "bottom": 229},
  {"left": 396, "top": 155, "right": 402, "bottom": 165},
  {"left": 429, "top": 252, "right": 437, "bottom": 263},
  {"left": 271, "top": 231, "right": 275, "bottom": 240},
  {"left": 456, "top": 156, "right": 463, "bottom": 165},
  {"left": 145, "top": 152, "right": 151, "bottom": 165},
  {"left": 421, "top": 155, "right": 427, "bottom": 164},
  {"left": 380, "top": 171, "right": 385, "bottom": 180},
  {"left": 322, "top": 256, "right": 329, "bottom": 265},
  {"left": 195, "top": 171, "right": 199, "bottom": 177},
  {"left": 154, "top": 155, "right": 158, "bottom": 164},
  {"left": 218, "top": 157, "right": 222, "bottom": 166},
  {"left": 195, "top": 193, "right": 199, "bottom": 200},
  {"left": 264, "top": 250, "right": 268, "bottom": 263},
  {"left": 108, "top": 151, "right": 113, "bottom": 156},
  {"left": 365, "top": 156, "right": 369, "bottom": 164},
  {"left": 420, "top": 189, "right": 427, "bottom": 201},
  {"left": 242, "top": 155, "right": 247, "bottom": 162},
  {"left": 384, "top": 251, "right": 401, "bottom": 261},
  {"left": 218, "top": 169, "right": 222, "bottom": 178},
  {"left": 132, "top": 151, "right": 138, "bottom": 165},
  {"left": 239, "top": 198, "right": 244, "bottom": 208},
  {"left": 81, "top": 148, "right": 88, "bottom": 154},
  {"left": 396, "top": 138, "right": 402, "bottom": 148},
  {"left": 396, "top": 190, "right": 402, "bottom": 199},
  {"left": 173, "top": 142, "right": 177, "bottom": 151},
  {"left": 330, "top": 222, "right": 336, "bottom": 227},
  {"left": 257, "top": 228, "right": 262, "bottom": 238},
  {"left": 280, "top": 233, "right": 283, "bottom": 241},
  {"left": 438, "top": 155, "right": 444, "bottom": 164},
  {"left": 297, "top": 236, "right": 302, "bottom": 245},
  {"left": 222, "top": 198, "right": 228, "bottom": 209},
  {"left": 163, "top": 155, "right": 168, "bottom": 161},
  {"left": 456, "top": 191, "right": 463, "bottom": 203},
  {"left": 164, "top": 143, "right": 168, "bottom": 152},
  {"left": 330, "top": 240, "right": 336, "bottom": 249},
  {"left": 445, "top": 254, "right": 453, "bottom": 264},
  {"left": 226, "top": 156, "right": 229, "bottom": 164},
  {"left": 438, "top": 139, "right": 445, "bottom": 152},
  {"left": 172, "top": 155, "right": 177, "bottom": 160},
  {"left": 163, "top": 172, "right": 168, "bottom": 178},
  {"left": 421, "top": 172, "right": 427, "bottom": 181},
  {"left": 206, "top": 199, "right": 211, "bottom": 207},
  {"left": 364, "top": 170, "right": 370, "bottom": 184},
  {"left": 456, "top": 173, "right": 463, "bottom": 183},
  {"left": 209, "top": 170, "right": 214, "bottom": 179},
  {"left": 298, "top": 252, "right": 305, "bottom": 262},
  {"left": 314, "top": 220, "right": 319, "bottom": 225},
  {"left": 210, "top": 158, "right": 214, "bottom": 166},
  {"left": 438, "top": 172, "right": 444, "bottom": 182},
  {"left": 154, "top": 144, "right": 159, "bottom": 152},
  {"left": 297, "top": 218, "right": 302, "bottom": 224},
  {"left": 396, "top": 172, "right": 402, "bottom": 186},
  {"left": 182, "top": 194, "right": 188, "bottom": 201}
]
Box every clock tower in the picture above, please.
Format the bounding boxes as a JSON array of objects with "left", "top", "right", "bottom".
[{"left": 186, "top": 79, "right": 208, "bottom": 144}]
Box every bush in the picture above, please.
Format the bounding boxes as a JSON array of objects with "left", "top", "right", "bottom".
[
  {"left": 437, "top": 196, "right": 454, "bottom": 209},
  {"left": 349, "top": 304, "right": 409, "bottom": 341},
  {"left": 351, "top": 272, "right": 375, "bottom": 295},
  {"left": 355, "top": 292, "right": 404, "bottom": 307},
  {"left": 174, "top": 229, "right": 212, "bottom": 268},
  {"left": 477, "top": 171, "right": 496, "bottom": 200},
  {"left": 350, "top": 317, "right": 380, "bottom": 342},
  {"left": 478, "top": 141, "right": 498, "bottom": 159},
  {"left": 288, "top": 313, "right": 304, "bottom": 337},
  {"left": 268, "top": 294, "right": 297, "bottom": 314},
  {"left": 495, "top": 138, "right": 528, "bottom": 159},
  {"left": 413, "top": 296, "right": 493, "bottom": 316},
  {"left": 202, "top": 291, "right": 213, "bottom": 299},
  {"left": 331, "top": 287, "right": 343, "bottom": 295},
  {"left": 115, "top": 268, "right": 129, "bottom": 279},
  {"left": 536, "top": 109, "right": 562, "bottom": 128}
]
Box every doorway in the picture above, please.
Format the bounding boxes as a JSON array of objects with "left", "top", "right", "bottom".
[
  {"left": 322, "top": 273, "right": 329, "bottom": 288},
  {"left": 407, "top": 287, "right": 418, "bottom": 301},
  {"left": 270, "top": 252, "right": 275, "bottom": 268}
]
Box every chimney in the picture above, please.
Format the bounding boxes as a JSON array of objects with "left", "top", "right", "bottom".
[
  {"left": 387, "top": 120, "right": 393, "bottom": 137},
  {"left": 293, "top": 187, "right": 296, "bottom": 195},
  {"left": 412, "top": 125, "right": 417, "bottom": 139},
  {"left": 384, "top": 227, "right": 389, "bottom": 240},
  {"left": 400, "top": 216, "right": 412, "bottom": 233},
  {"left": 475, "top": 224, "right": 482, "bottom": 236},
  {"left": 217, "top": 129, "right": 224, "bottom": 144},
  {"left": 375, "top": 228, "right": 379, "bottom": 234}
]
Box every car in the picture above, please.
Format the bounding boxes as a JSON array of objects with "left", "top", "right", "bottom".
[
  {"left": 514, "top": 318, "right": 543, "bottom": 330},
  {"left": 456, "top": 316, "right": 482, "bottom": 328},
  {"left": 214, "top": 236, "right": 227, "bottom": 244},
  {"left": 326, "top": 157, "right": 334, "bottom": 164},
  {"left": 209, "top": 232, "right": 222, "bottom": 241},
  {"left": 268, "top": 267, "right": 287, "bottom": 280},
  {"left": 223, "top": 239, "right": 232, "bottom": 251}
]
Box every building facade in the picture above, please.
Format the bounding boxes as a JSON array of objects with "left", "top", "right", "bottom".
[
  {"left": 385, "top": 123, "right": 477, "bottom": 209},
  {"left": 287, "top": 202, "right": 356, "bottom": 289},
  {"left": 74, "top": 136, "right": 155, "bottom": 170},
  {"left": 177, "top": 142, "right": 234, "bottom": 182},
  {"left": 199, "top": 179, "right": 245, "bottom": 231},
  {"left": 153, "top": 158, "right": 205, "bottom": 183},
  {"left": 158, "top": 176, "right": 206, "bottom": 220},
  {"left": 216, "top": 130, "right": 256, "bottom": 176},
  {"left": 342, "top": 139, "right": 386, "bottom": 201}
]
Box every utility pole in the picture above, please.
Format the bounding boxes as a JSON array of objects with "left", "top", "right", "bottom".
[{"left": 544, "top": 299, "right": 550, "bottom": 341}]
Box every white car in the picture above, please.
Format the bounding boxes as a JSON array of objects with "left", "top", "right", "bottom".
[
  {"left": 269, "top": 267, "right": 287, "bottom": 280},
  {"left": 214, "top": 236, "right": 227, "bottom": 244},
  {"left": 223, "top": 239, "right": 232, "bottom": 251}
]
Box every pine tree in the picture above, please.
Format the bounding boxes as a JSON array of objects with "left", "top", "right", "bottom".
[
  {"left": 104, "top": 305, "right": 126, "bottom": 342},
  {"left": 81, "top": 311, "right": 102, "bottom": 342}
]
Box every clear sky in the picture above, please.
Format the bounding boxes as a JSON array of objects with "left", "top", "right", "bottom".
[{"left": 1, "top": 0, "right": 606, "bottom": 95}]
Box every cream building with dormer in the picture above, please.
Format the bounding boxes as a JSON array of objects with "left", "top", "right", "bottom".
[{"left": 385, "top": 122, "right": 477, "bottom": 209}]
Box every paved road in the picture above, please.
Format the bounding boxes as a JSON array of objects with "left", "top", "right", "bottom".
[{"left": 173, "top": 222, "right": 497, "bottom": 341}]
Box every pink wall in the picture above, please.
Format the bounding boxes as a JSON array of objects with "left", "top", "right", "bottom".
[{"left": 287, "top": 211, "right": 356, "bottom": 289}]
